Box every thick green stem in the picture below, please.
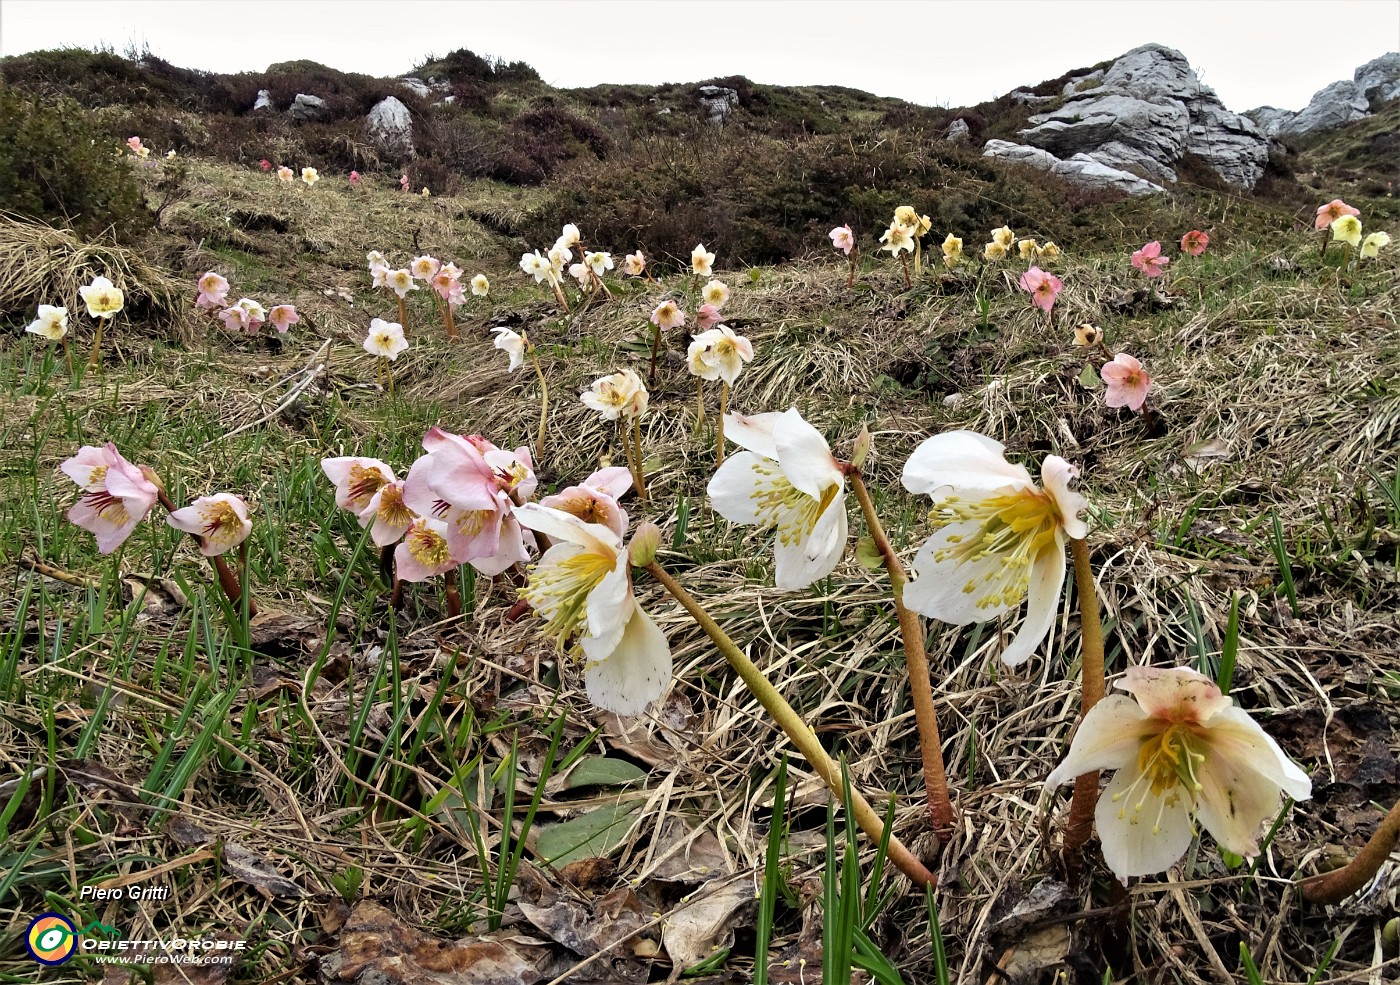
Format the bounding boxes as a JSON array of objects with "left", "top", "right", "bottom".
[
  {"left": 645, "top": 561, "right": 935, "bottom": 888},
  {"left": 1301, "top": 797, "right": 1400, "bottom": 904},
  {"left": 848, "top": 470, "right": 955, "bottom": 843},
  {"left": 1062, "top": 537, "right": 1106, "bottom": 858}
]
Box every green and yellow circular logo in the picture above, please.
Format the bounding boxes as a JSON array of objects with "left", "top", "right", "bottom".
[{"left": 26, "top": 913, "right": 77, "bottom": 965}]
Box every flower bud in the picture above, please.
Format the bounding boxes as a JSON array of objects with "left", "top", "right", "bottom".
[
  {"left": 851, "top": 425, "right": 873, "bottom": 469},
  {"left": 628, "top": 522, "right": 661, "bottom": 567}
]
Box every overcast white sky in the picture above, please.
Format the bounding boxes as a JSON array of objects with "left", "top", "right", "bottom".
[{"left": 2, "top": 0, "right": 1397, "bottom": 112}]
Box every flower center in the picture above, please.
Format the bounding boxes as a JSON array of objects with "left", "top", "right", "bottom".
[
  {"left": 375, "top": 485, "right": 413, "bottom": 528},
  {"left": 347, "top": 464, "right": 387, "bottom": 510},
  {"left": 1108, "top": 723, "right": 1208, "bottom": 836},
  {"left": 929, "top": 486, "right": 1060, "bottom": 611},
  {"left": 521, "top": 548, "right": 617, "bottom": 646},
  {"left": 201, "top": 501, "right": 244, "bottom": 546},
  {"left": 84, "top": 490, "right": 129, "bottom": 525},
  {"left": 751, "top": 464, "right": 840, "bottom": 547},
  {"left": 407, "top": 522, "right": 452, "bottom": 569}
]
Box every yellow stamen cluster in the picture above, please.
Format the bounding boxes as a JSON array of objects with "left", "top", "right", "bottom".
[
  {"left": 202, "top": 501, "right": 243, "bottom": 541},
  {"left": 521, "top": 550, "right": 616, "bottom": 647},
  {"left": 347, "top": 464, "right": 388, "bottom": 510},
  {"left": 84, "top": 490, "right": 128, "bottom": 525},
  {"left": 407, "top": 523, "right": 452, "bottom": 569},
  {"left": 375, "top": 485, "right": 413, "bottom": 527},
  {"left": 1110, "top": 723, "right": 1207, "bottom": 835},
  {"left": 930, "top": 487, "right": 1059, "bottom": 610},
  {"left": 750, "top": 463, "right": 839, "bottom": 547},
  {"left": 455, "top": 507, "right": 492, "bottom": 539}
]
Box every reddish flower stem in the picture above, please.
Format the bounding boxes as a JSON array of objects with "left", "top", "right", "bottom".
[
  {"left": 1062, "top": 537, "right": 1106, "bottom": 860},
  {"left": 397, "top": 296, "right": 409, "bottom": 338},
  {"left": 154, "top": 487, "right": 258, "bottom": 617},
  {"left": 1300, "top": 797, "right": 1400, "bottom": 904}
]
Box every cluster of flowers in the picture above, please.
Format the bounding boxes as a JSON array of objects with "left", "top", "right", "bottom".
[
  {"left": 258, "top": 159, "right": 320, "bottom": 188},
  {"left": 122, "top": 136, "right": 176, "bottom": 162},
  {"left": 1317, "top": 198, "right": 1390, "bottom": 264},
  {"left": 195, "top": 271, "right": 298, "bottom": 335},
  {"left": 369, "top": 250, "right": 489, "bottom": 305},
  {"left": 25, "top": 275, "right": 124, "bottom": 343}
]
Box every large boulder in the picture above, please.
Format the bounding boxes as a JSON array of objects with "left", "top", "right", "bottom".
[
  {"left": 367, "top": 95, "right": 414, "bottom": 158},
  {"left": 982, "top": 139, "right": 1165, "bottom": 197},
  {"left": 1014, "top": 44, "right": 1268, "bottom": 189},
  {"left": 1284, "top": 80, "right": 1370, "bottom": 136},
  {"left": 696, "top": 85, "right": 738, "bottom": 124},
  {"left": 1356, "top": 52, "right": 1400, "bottom": 104},
  {"left": 288, "top": 93, "right": 328, "bottom": 122},
  {"left": 1246, "top": 52, "right": 1399, "bottom": 138},
  {"left": 252, "top": 89, "right": 274, "bottom": 112}
]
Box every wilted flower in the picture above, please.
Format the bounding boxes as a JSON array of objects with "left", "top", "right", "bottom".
[
  {"left": 1330, "top": 214, "right": 1362, "bottom": 248},
  {"left": 1074, "top": 323, "right": 1103, "bottom": 346},
  {"left": 1046, "top": 665, "right": 1311, "bottom": 882},
  {"left": 301, "top": 167, "right": 319, "bottom": 187},
  {"left": 166, "top": 493, "right": 253, "bottom": 556},
  {"left": 1360, "top": 231, "right": 1391, "bottom": 258},
  {"left": 1101, "top": 353, "right": 1151, "bottom": 411},
  {"left": 471, "top": 273, "right": 490, "bottom": 296},
  {"left": 650, "top": 300, "right": 686, "bottom": 331},
  {"left": 364, "top": 318, "right": 409, "bottom": 359},
  {"left": 1019, "top": 267, "right": 1064, "bottom": 312},
  {"left": 1180, "top": 230, "right": 1209, "bottom": 256},
  {"left": 702, "top": 280, "right": 730, "bottom": 308},
  {"left": 269, "top": 304, "right": 299, "bottom": 334},
  {"left": 195, "top": 271, "right": 230, "bottom": 310},
  {"left": 60, "top": 443, "right": 160, "bottom": 554},
  {"left": 623, "top": 252, "right": 646, "bottom": 277},
  {"left": 493, "top": 327, "right": 526, "bottom": 372},
  {"left": 829, "top": 224, "right": 855, "bottom": 255},
  {"left": 27, "top": 305, "right": 68, "bottom": 340},
  {"left": 691, "top": 243, "right": 716, "bottom": 277},
  {"left": 708, "top": 409, "right": 848, "bottom": 590},
  {"left": 1131, "top": 241, "right": 1170, "bottom": 278},
  {"left": 515, "top": 503, "right": 673, "bottom": 716},
  {"left": 582, "top": 369, "right": 648, "bottom": 421},
  {"left": 901, "top": 431, "right": 1087, "bottom": 666},
  {"left": 1315, "top": 198, "right": 1360, "bottom": 231},
  {"left": 79, "top": 276, "right": 124, "bottom": 319}
]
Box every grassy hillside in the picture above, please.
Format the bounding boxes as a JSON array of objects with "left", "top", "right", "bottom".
[{"left": 1, "top": 43, "right": 1398, "bottom": 985}]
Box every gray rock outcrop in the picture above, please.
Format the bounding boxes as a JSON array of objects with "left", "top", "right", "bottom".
[
  {"left": 288, "top": 93, "right": 328, "bottom": 122},
  {"left": 982, "top": 140, "right": 1166, "bottom": 196},
  {"left": 253, "top": 89, "right": 274, "bottom": 112},
  {"left": 1286, "top": 80, "right": 1371, "bottom": 135},
  {"left": 944, "top": 118, "right": 970, "bottom": 143},
  {"left": 696, "top": 85, "right": 738, "bottom": 124},
  {"left": 1247, "top": 52, "right": 1400, "bottom": 137},
  {"left": 367, "top": 96, "right": 414, "bottom": 158}
]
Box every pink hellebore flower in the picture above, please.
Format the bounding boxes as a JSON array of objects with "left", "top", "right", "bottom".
[
  {"left": 166, "top": 493, "right": 253, "bottom": 556},
  {"left": 395, "top": 518, "right": 457, "bottom": 582},
  {"left": 259, "top": 159, "right": 272, "bottom": 171},
  {"left": 695, "top": 303, "right": 723, "bottom": 331},
  {"left": 650, "top": 300, "right": 686, "bottom": 331},
  {"left": 219, "top": 298, "right": 266, "bottom": 334},
  {"left": 60, "top": 443, "right": 160, "bottom": 554},
  {"left": 322, "top": 457, "right": 398, "bottom": 514},
  {"left": 1180, "top": 230, "right": 1209, "bottom": 256},
  {"left": 1314, "top": 198, "right": 1360, "bottom": 231},
  {"left": 349, "top": 171, "right": 362, "bottom": 185},
  {"left": 400, "top": 174, "right": 410, "bottom": 192},
  {"left": 1019, "top": 266, "right": 1063, "bottom": 312},
  {"left": 196, "top": 271, "right": 230, "bottom": 310},
  {"left": 269, "top": 304, "right": 299, "bottom": 334},
  {"left": 540, "top": 467, "right": 633, "bottom": 539},
  {"left": 1130, "top": 241, "right": 1170, "bottom": 278},
  {"left": 1101, "top": 353, "right": 1152, "bottom": 412},
  {"left": 361, "top": 479, "right": 416, "bottom": 547},
  {"left": 829, "top": 224, "right": 855, "bottom": 256},
  {"left": 127, "top": 136, "right": 144, "bottom": 153}
]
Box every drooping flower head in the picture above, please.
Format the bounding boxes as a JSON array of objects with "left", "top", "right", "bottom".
[
  {"left": 80, "top": 276, "right": 124, "bottom": 319},
  {"left": 559, "top": 223, "right": 582, "bottom": 249},
  {"left": 707, "top": 409, "right": 848, "bottom": 591},
  {"left": 301, "top": 167, "right": 319, "bottom": 187},
  {"left": 349, "top": 170, "right": 362, "bottom": 185},
  {"left": 1046, "top": 665, "right": 1311, "bottom": 882},
  {"left": 687, "top": 325, "right": 754, "bottom": 385},
  {"left": 1315, "top": 198, "right": 1360, "bottom": 231},
  {"left": 515, "top": 503, "right": 672, "bottom": 715},
  {"left": 166, "top": 493, "right": 253, "bottom": 556},
  {"left": 1131, "top": 241, "right": 1170, "bottom": 277},
  {"left": 623, "top": 252, "right": 646, "bottom": 277},
  {"left": 493, "top": 327, "right": 526, "bottom": 372},
  {"left": 691, "top": 243, "right": 715, "bottom": 277},
  {"left": 432, "top": 266, "right": 465, "bottom": 304},
  {"left": 1180, "top": 230, "right": 1209, "bottom": 256},
  {"left": 829, "top": 225, "right": 855, "bottom": 256},
  {"left": 268, "top": 304, "right": 299, "bottom": 334},
  {"left": 895, "top": 206, "right": 932, "bottom": 236},
  {"left": 901, "top": 431, "right": 1087, "bottom": 666},
  {"left": 695, "top": 303, "right": 723, "bottom": 331},
  {"left": 1019, "top": 267, "right": 1064, "bottom": 312},
  {"left": 568, "top": 262, "right": 591, "bottom": 288},
  {"left": 983, "top": 241, "right": 1008, "bottom": 261},
  {"left": 364, "top": 318, "right": 408, "bottom": 359},
  {"left": 126, "top": 136, "right": 144, "bottom": 154},
  {"left": 60, "top": 443, "right": 160, "bottom": 554},
  {"left": 194, "top": 271, "right": 229, "bottom": 310},
  {"left": 1330, "top": 214, "right": 1362, "bottom": 247},
  {"left": 701, "top": 280, "right": 730, "bottom": 308},
  {"left": 399, "top": 173, "right": 410, "bottom": 192},
  {"left": 27, "top": 305, "right": 68, "bottom": 340},
  {"left": 1101, "top": 353, "right": 1151, "bottom": 411},
  {"left": 1360, "top": 231, "right": 1391, "bottom": 258},
  {"left": 582, "top": 370, "right": 648, "bottom": 421},
  {"left": 650, "top": 300, "right": 686, "bottom": 331}
]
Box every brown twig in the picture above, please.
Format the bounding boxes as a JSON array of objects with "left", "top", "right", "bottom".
[{"left": 1300, "top": 797, "right": 1400, "bottom": 904}]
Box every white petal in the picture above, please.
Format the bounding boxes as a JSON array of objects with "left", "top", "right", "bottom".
[
  {"left": 774, "top": 409, "right": 840, "bottom": 500},
  {"left": 1045, "top": 695, "right": 1153, "bottom": 787},
  {"left": 584, "top": 551, "right": 634, "bottom": 654},
  {"left": 1202, "top": 707, "right": 1313, "bottom": 802},
  {"left": 514, "top": 503, "right": 619, "bottom": 554},
  {"left": 772, "top": 493, "right": 847, "bottom": 590},
  {"left": 707, "top": 451, "right": 768, "bottom": 524},
  {"left": 1194, "top": 742, "right": 1288, "bottom": 857},
  {"left": 998, "top": 544, "right": 1066, "bottom": 666},
  {"left": 581, "top": 608, "right": 672, "bottom": 716},
  {"left": 1096, "top": 766, "right": 1195, "bottom": 880},
  {"left": 722, "top": 412, "right": 783, "bottom": 459},
  {"left": 902, "top": 520, "right": 1017, "bottom": 624},
  {"left": 1041, "top": 455, "right": 1089, "bottom": 540},
  {"left": 902, "top": 430, "right": 1033, "bottom": 497}
]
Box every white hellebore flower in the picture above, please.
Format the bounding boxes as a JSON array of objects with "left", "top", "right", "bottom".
[
  {"left": 880, "top": 223, "right": 915, "bottom": 256},
  {"left": 471, "top": 273, "right": 490, "bottom": 296},
  {"left": 79, "top": 276, "right": 125, "bottom": 319},
  {"left": 585, "top": 251, "right": 613, "bottom": 277},
  {"left": 364, "top": 318, "right": 409, "bottom": 359},
  {"left": 520, "top": 250, "right": 553, "bottom": 283},
  {"left": 27, "top": 305, "right": 69, "bottom": 340},
  {"left": 691, "top": 243, "right": 715, "bottom": 277},
  {"left": 166, "top": 493, "right": 253, "bottom": 556},
  {"left": 1046, "top": 665, "right": 1311, "bottom": 882},
  {"left": 687, "top": 325, "right": 753, "bottom": 385},
  {"left": 515, "top": 503, "right": 672, "bottom": 716},
  {"left": 581, "top": 369, "right": 648, "bottom": 420},
  {"left": 701, "top": 279, "right": 730, "bottom": 308},
  {"left": 493, "top": 327, "right": 526, "bottom": 372},
  {"left": 707, "top": 409, "right": 847, "bottom": 590},
  {"left": 558, "top": 223, "right": 581, "bottom": 249},
  {"left": 901, "top": 430, "right": 1087, "bottom": 667}
]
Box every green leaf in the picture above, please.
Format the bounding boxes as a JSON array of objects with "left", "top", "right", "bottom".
[
  {"left": 855, "top": 536, "right": 884, "bottom": 571},
  {"left": 564, "top": 756, "right": 647, "bottom": 789},
  {"left": 1078, "top": 362, "right": 1104, "bottom": 389},
  {"left": 535, "top": 801, "right": 643, "bottom": 867}
]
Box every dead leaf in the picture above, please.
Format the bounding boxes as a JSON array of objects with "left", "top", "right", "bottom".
[
  {"left": 987, "top": 879, "right": 1072, "bottom": 946},
  {"left": 989, "top": 924, "right": 1073, "bottom": 984},
  {"left": 660, "top": 874, "right": 754, "bottom": 972},
  {"left": 322, "top": 901, "right": 552, "bottom": 985},
  {"left": 222, "top": 841, "right": 307, "bottom": 898},
  {"left": 1182, "top": 437, "right": 1232, "bottom": 474},
  {"left": 648, "top": 819, "right": 733, "bottom": 884},
  {"left": 59, "top": 759, "right": 144, "bottom": 834},
  {"left": 515, "top": 863, "right": 654, "bottom": 958},
  {"left": 559, "top": 857, "right": 616, "bottom": 892},
  {"left": 248, "top": 609, "right": 332, "bottom": 660},
  {"left": 165, "top": 814, "right": 215, "bottom": 848}
]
